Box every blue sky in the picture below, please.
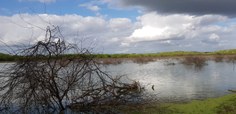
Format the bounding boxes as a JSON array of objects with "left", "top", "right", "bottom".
[
  {"left": 0, "top": 0, "right": 139, "bottom": 19},
  {"left": 1, "top": 0, "right": 236, "bottom": 53}
]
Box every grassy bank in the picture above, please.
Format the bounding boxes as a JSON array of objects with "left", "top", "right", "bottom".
[
  {"left": 0, "top": 53, "right": 17, "bottom": 62},
  {"left": 95, "top": 49, "right": 236, "bottom": 58},
  {"left": 124, "top": 94, "right": 236, "bottom": 114},
  {"left": 1, "top": 49, "right": 236, "bottom": 62}
]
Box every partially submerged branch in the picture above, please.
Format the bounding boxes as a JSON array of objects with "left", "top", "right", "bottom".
[{"left": 0, "top": 26, "right": 144, "bottom": 113}]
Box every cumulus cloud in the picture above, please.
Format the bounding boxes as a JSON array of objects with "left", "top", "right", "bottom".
[
  {"left": 118, "top": 0, "right": 236, "bottom": 16},
  {"left": 1, "top": 12, "right": 236, "bottom": 53},
  {"left": 108, "top": 18, "right": 133, "bottom": 32},
  {"left": 118, "top": 12, "right": 236, "bottom": 52},
  {"left": 125, "top": 12, "right": 228, "bottom": 43},
  {"left": 202, "top": 33, "right": 220, "bottom": 44},
  {"left": 0, "top": 14, "right": 134, "bottom": 53}
]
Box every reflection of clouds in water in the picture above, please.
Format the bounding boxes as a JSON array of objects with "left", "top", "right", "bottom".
[
  {"left": 0, "top": 63, "right": 13, "bottom": 71},
  {"left": 103, "top": 60, "right": 236, "bottom": 100},
  {"left": 0, "top": 61, "right": 235, "bottom": 101}
]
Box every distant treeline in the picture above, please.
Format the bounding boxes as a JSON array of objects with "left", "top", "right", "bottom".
[{"left": 1, "top": 49, "right": 236, "bottom": 62}]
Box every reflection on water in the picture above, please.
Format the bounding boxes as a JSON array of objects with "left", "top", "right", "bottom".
[
  {"left": 103, "top": 60, "right": 236, "bottom": 101},
  {"left": 0, "top": 60, "right": 236, "bottom": 102}
]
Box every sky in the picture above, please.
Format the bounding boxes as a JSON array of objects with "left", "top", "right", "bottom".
[{"left": 1, "top": 0, "right": 236, "bottom": 53}]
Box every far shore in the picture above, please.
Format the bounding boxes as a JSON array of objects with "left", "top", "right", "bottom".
[{"left": 1, "top": 49, "right": 236, "bottom": 63}]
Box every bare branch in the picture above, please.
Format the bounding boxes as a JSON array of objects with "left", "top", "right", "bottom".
[{"left": 0, "top": 26, "right": 145, "bottom": 113}]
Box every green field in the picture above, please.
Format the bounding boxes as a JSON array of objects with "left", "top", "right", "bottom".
[
  {"left": 124, "top": 94, "right": 236, "bottom": 114},
  {"left": 95, "top": 49, "right": 236, "bottom": 58},
  {"left": 1, "top": 49, "right": 236, "bottom": 61}
]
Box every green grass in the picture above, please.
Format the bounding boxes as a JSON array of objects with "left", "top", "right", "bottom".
[
  {"left": 124, "top": 94, "right": 236, "bottom": 114},
  {"left": 94, "top": 51, "right": 205, "bottom": 58},
  {"left": 1, "top": 49, "right": 236, "bottom": 62},
  {"left": 0, "top": 53, "right": 16, "bottom": 61},
  {"left": 167, "top": 94, "right": 236, "bottom": 114},
  {"left": 95, "top": 49, "right": 236, "bottom": 58},
  {"left": 213, "top": 49, "right": 236, "bottom": 55}
]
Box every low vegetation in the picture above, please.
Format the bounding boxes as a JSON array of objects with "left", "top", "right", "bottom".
[
  {"left": 2, "top": 49, "right": 236, "bottom": 63},
  {"left": 181, "top": 56, "right": 208, "bottom": 69},
  {"left": 0, "top": 53, "right": 17, "bottom": 61},
  {"left": 123, "top": 94, "right": 236, "bottom": 114}
]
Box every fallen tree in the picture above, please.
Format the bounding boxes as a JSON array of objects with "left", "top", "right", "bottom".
[{"left": 0, "top": 26, "right": 144, "bottom": 114}]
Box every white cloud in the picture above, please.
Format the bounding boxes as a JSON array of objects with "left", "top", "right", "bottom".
[
  {"left": 129, "top": 26, "right": 168, "bottom": 41},
  {"left": 89, "top": 5, "right": 100, "bottom": 12},
  {"left": 125, "top": 12, "right": 228, "bottom": 43},
  {"left": 114, "top": 12, "right": 236, "bottom": 52},
  {"left": 0, "top": 14, "right": 135, "bottom": 53},
  {"left": 209, "top": 33, "right": 220, "bottom": 41},
  {"left": 201, "top": 33, "right": 221, "bottom": 44},
  {"left": 80, "top": 4, "right": 101, "bottom": 12},
  {"left": 108, "top": 18, "right": 133, "bottom": 32},
  {"left": 18, "top": 0, "right": 55, "bottom": 3},
  {"left": 1, "top": 12, "right": 236, "bottom": 53}
]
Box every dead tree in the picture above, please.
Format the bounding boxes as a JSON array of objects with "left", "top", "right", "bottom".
[{"left": 0, "top": 26, "right": 144, "bottom": 114}]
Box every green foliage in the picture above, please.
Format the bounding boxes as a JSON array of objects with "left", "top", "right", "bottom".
[
  {"left": 1, "top": 49, "right": 236, "bottom": 62},
  {"left": 93, "top": 51, "right": 205, "bottom": 58},
  {"left": 216, "top": 95, "right": 236, "bottom": 114},
  {"left": 0, "top": 53, "right": 16, "bottom": 61},
  {"left": 126, "top": 94, "right": 236, "bottom": 114},
  {"left": 93, "top": 49, "right": 236, "bottom": 59},
  {"left": 213, "top": 49, "right": 236, "bottom": 55}
]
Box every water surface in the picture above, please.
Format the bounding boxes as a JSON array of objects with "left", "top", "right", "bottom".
[
  {"left": 103, "top": 60, "right": 236, "bottom": 101},
  {"left": 1, "top": 60, "right": 235, "bottom": 102}
]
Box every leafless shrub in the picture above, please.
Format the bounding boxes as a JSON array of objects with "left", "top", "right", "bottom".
[{"left": 0, "top": 26, "right": 144, "bottom": 114}]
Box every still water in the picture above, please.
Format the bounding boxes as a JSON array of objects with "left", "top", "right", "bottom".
[
  {"left": 103, "top": 59, "right": 236, "bottom": 101},
  {"left": 0, "top": 60, "right": 236, "bottom": 102}
]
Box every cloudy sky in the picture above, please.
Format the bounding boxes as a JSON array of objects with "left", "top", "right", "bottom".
[{"left": 1, "top": 0, "right": 236, "bottom": 53}]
